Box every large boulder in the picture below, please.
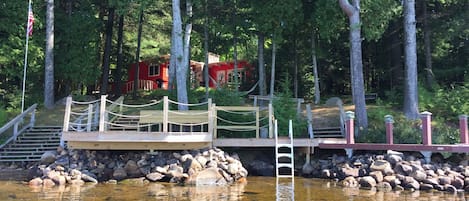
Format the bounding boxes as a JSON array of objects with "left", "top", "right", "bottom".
[
  {"left": 40, "top": 151, "right": 57, "bottom": 165},
  {"left": 186, "top": 167, "right": 225, "bottom": 186}
]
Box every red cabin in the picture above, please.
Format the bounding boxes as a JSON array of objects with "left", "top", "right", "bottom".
[{"left": 122, "top": 55, "right": 254, "bottom": 94}]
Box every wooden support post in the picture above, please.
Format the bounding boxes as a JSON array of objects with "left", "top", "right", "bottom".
[
  {"left": 306, "top": 104, "right": 314, "bottom": 138},
  {"left": 213, "top": 104, "right": 217, "bottom": 138},
  {"left": 63, "top": 96, "right": 72, "bottom": 132},
  {"left": 163, "top": 96, "right": 168, "bottom": 133},
  {"left": 385, "top": 115, "right": 394, "bottom": 144},
  {"left": 99, "top": 95, "right": 107, "bottom": 132},
  {"left": 255, "top": 106, "right": 260, "bottom": 138},
  {"left": 345, "top": 111, "right": 355, "bottom": 144},
  {"left": 421, "top": 111, "right": 432, "bottom": 146},
  {"left": 460, "top": 115, "right": 468, "bottom": 144},
  {"left": 269, "top": 103, "right": 273, "bottom": 138},
  {"left": 87, "top": 104, "right": 93, "bottom": 132}
]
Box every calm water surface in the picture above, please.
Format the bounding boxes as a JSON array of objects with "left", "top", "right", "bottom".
[{"left": 0, "top": 177, "right": 467, "bottom": 201}]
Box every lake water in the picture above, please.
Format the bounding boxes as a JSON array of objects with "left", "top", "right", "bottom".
[{"left": 0, "top": 177, "right": 467, "bottom": 201}]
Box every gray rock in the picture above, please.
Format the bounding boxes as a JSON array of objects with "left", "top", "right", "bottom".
[
  {"left": 40, "top": 151, "right": 57, "bottom": 165},
  {"left": 186, "top": 167, "right": 225, "bottom": 186},
  {"left": 438, "top": 176, "right": 452, "bottom": 185},
  {"left": 434, "top": 184, "right": 445, "bottom": 191},
  {"left": 146, "top": 172, "right": 164, "bottom": 182},
  {"left": 422, "top": 178, "right": 439, "bottom": 186},
  {"left": 124, "top": 160, "right": 141, "bottom": 177},
  {"left": 403, "top": 176, "right": 420, "bottom": 190},
  {"left": 370, "top": 160, "right": 391, "bottom": 173},
  {"left": 445, "top": 184, "right": 457, "bottom": 193},
  {"left": 386, "top": 154, "right": 402, "bottom": 166},
  {"left": 359, "top": 176, "right": 377, "bottom": 189},
  {"left": 410, "top": 170, "right": 427, "bottom": 182},
  {"left": 43, "top": 178, "right": 56, "bottom": 187},
  {"left": 451, "top": 177, "right": 464, "bottom": 189},
  {"left": 420, "top": 183, "right": 434, "bottom": 191},
  {"left": 28, "top": 178, "right": 43, "bottom": 186},
  {"left": 113, "top": 167, "right": 127, "bottom": 181},
  {"left": 369, "top": 171, "right": 383, "bottom": 183},
  {"left": 341, "top": 176, "right": 358, "bottom": 188},
  {"left": 81, "top": 173, "right": 98, "bottom": 183},
  {"left": 376, "top": 182, "right": 393, "bottom": 192}
]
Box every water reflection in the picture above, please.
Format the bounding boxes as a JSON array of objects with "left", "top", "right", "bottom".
[{"left": 0, "top": 177, "right": 468, "bottom": 201}]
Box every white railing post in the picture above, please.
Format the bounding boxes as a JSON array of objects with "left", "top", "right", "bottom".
[
  {"left": 62, "top": 96, "right": 72, "bottom": 132},
  {"left": 269, "top": 103, "right": 273, "bottom": 138},
  {"left": 163, "top": 96, "right": 168, "bottom": 133},
  {"left": 213, "top": 104, "right": 217, "bottom": 138},
  {"left": 99, "top": 95, "right": 107, "bottom": 132},
  {"left": 255, "top": 106, "right": 260, "bottom": 138},
  {"left": 87, "top": 103, "right": 93, "bottom": 132},
  {"left": 306, "top": 104, "right": 314, "bottom": 138},
  {"left": 30, "top": 107, "right": 36, "bottom": 127},
  {"left": 13, "top": 122, "right": 18, "bottom": 138}
]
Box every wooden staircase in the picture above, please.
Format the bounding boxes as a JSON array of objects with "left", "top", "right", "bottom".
[
  {"left": 0, "top": 126, "right": 62, "bottom": 162},
  {"left": 108, "top": 116, "right": 140, "bottom": 131},
  {"left": 313, "top": 127, "right": 343, "bottom": 138}
]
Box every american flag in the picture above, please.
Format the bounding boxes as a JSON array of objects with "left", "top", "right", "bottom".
[{"left": 27, "top": 3, "right": 34, "bottom": 36}]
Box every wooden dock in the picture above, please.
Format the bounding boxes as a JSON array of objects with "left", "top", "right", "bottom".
[{"left": 61, "top": 95, "right": 346, "bottom": 152}]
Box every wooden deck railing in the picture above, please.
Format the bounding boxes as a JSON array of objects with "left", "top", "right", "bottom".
[
  {"left": 0, "top": 104, "right": 37, "bottom": 148},
  {"left": 63, "top": 96, "right": 277, "bottom": 140}
]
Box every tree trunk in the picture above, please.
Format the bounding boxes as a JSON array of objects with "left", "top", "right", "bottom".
[
  {"left": 114, "top": 14, "right": 124, "bottom": 97},
  {"left": 269, "top": 34, "right": 277, "bottom": 99},
  {"left": 423, "top": 0, "right": 433, "bottom": 89},
  {"left": 44, "top": 0, "right": 54, "bottom": 109},
  {"left": 132, "top": 8, "right": 143, "bottom": 97},
  {"left": 232, "top": 2, "right": 239, "bottom": 91},
  {"left": 311, "top": 31, "right": 320, "bottom": 104},
  {"left": 203, "top": 0, "right": 210, "bottom": 99},
  {"left": 293, "top": 38, "right": 298, "bottom": 98},
  {"left": 100, "top": 7, "right": 114, "bottom": 95},
  {"left": 339, "top": 0, "right": 368, "bottom": 133},
  {"left": 403, "top": 0, "right": 419, "bottom": 119},
  {"left": 172, "top": 0, "right": 188, "bottom": 110},
  {"left": 258, "top": 33, "right": 266, "bottom": 96}
]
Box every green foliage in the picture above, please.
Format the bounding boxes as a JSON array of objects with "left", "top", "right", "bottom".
[
  {"left": 419, "top": 83, "right": 469, "bottom": 122},
  {"left": 209, "top": 86, "right": 244, "bottom": 106},
  {"left": 0, "top": 104, "right": 7, "bottom": 126},
  {"left": 359, "top": 105, "right": 422, "bottom": 144},
  {"left": 273, "top": 74, "right": 307, "bottom": 137}
]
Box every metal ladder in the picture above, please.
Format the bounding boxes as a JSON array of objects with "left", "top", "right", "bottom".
[{"left": 275, "top": 119, "right": 295, "bottom": 200}]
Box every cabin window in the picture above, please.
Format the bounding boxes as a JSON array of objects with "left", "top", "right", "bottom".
[
  {"left": 227, "top": 69, "right": 245, "bottom": 83},
  {"left": 149, "top": 63, "right": 160, "bottom": 76}
]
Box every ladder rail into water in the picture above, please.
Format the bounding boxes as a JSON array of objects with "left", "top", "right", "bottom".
[{"left": 275, "top": 119, "right": 295, "bottom": 200}]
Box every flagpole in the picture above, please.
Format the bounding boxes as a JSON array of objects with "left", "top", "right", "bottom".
[{"left": 21, "top": 0, "right": 32, "bottom": 113}]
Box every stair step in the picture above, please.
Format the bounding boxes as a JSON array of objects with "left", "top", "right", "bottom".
[
  {"left": 17, "top": 136, "right": 60, "bottom": 140},
  {"left": 0, "top": 158, "right": 41, "bottom": 162},
  {"left": 6, "top": 143, "right": 60, "bottom": 147},
  {"left": 15, "top": 139, "right": 60, "bottom": 143},
  {"left": 277, "top": 153, "right": 292, "bottom": 158},
  {"left": 277, "top": 175, "right": 294, "bottom": 178},
  {"left": 277, "top": 144, "right": 293, "bottom": 148},
  {"left": 1, "top": 147, "right": 57, "bottom": 151},
  {"left": 0, "top": 149, "right": 47, "bottom": 156},
  {"left": 277, "top": 163, "right": 293, "bottom": 169}
]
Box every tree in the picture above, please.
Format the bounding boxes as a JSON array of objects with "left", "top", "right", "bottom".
[
  {"left": 44, "top": 0, "right": 54, "bottom": 109},
  {"left": 100, "top": 7, "right": 115, "bottom": 95},
  {"left": 339, "top": 0, "right": 368, "bottom": 132},
  {"left": 171, "top": 0, "right": 189, "bottom": 110},
  {"left": 403, "top": 0, "right": 419, "bottom": 119}
]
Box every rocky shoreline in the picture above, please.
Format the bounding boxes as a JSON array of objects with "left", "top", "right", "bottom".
[
  {"left": 302, "top": 150, "right": 469, "bottom": 193},
  {"left": 1, "top": 147, "right": 468, "bottom": 194},
  {"left": 6, "top": 146, "right": 248, "bottom": 187}
]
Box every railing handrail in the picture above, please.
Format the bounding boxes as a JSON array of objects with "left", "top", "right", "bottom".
[{"left": 0, "top": 104, "right": 37, "bottom": 148}]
